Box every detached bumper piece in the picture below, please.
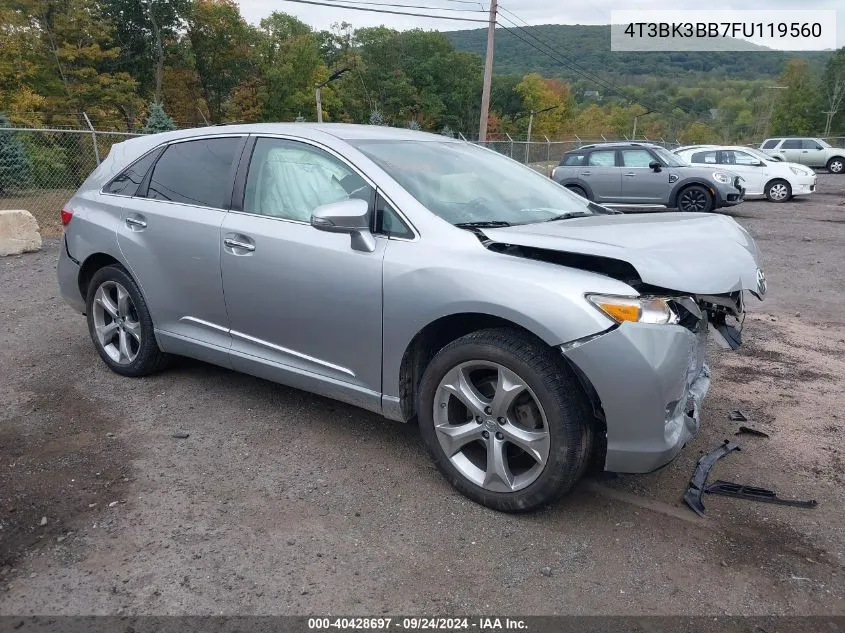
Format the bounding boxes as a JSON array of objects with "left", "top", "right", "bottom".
[
  {"left": 704, "top": 480, "right": 817, "bottom": 509},
  {"left": 683, "top": 440, "right": 740, "bottom": 517}
]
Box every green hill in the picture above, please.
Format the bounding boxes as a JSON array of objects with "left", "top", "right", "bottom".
[{"left": 445, "top": 24, "right": 831, "bottom": 84}]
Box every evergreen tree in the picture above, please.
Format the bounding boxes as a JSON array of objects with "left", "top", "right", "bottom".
[
  {"left": 440, "top": 125, "right": 454, "bottom": 138},
  {"left": 0, "top": 114, "right": 31, "bottom": 194},
  {"left": 368, "top": 109, "right": 385, "bottom": 126},
  {"left": 407, "top": 119, "right": 421, "bottom": 130},
  {"left": 141, "top": 102, "right": 176, "bottom": 134}
]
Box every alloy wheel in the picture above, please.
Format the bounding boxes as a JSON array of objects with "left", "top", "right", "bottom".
[
  {"left": 679, "top": 188, "right": 709, "bottom": 212},
  {"left": 92, "top": 281, "right": 141, "bottom": 365},
  {"left": 831, "top": 159, "right": 844, "bottom": 174},
  {"left": 768, "top": 183, "right": 789, "bottom": 201},
  {"left": 432, "top": 361, "right": 550, "bottom": 493}
]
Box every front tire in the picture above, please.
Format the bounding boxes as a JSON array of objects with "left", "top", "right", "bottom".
[
  {"left": 677, "top": 185, "right": 714, "bottom": 213},
  {"left": 765, "top": 179, "right": 791, "bottom": 202},
  {"left": 85, "top": 264, "right": 169, "bottom": 377},
  {"left": 417, "top": 328, "right": 593, "bottom": 512},
  {"left": 567, "top": 185, "right": 589, "bottom": 199},
  {"left": 828, "top": 157, "right": 844, "bottom": 174}
]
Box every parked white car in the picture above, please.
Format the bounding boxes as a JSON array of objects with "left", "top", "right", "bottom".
[{"left": 674, "top": 145, "right": 817, "bottom": 202}]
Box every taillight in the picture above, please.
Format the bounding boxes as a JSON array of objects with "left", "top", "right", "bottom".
[{"left": 61, "top": 207, "right": 73, "bottom": 226}]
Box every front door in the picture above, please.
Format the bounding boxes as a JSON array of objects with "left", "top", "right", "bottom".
[
  {"left": 801, "top": 139, "right": 827, "bottom": 167},
  {"left": 779, "top": 139, "right": 804, "bottom": 163},
  {"left": 219, "top": 137, "right": 385, "bottom": 409},
  {"left": 721, "top": 149, "right": 766, "bottom": 196},
  {"left": 619, "top": 148, "right": 667, "bottom": 204}
]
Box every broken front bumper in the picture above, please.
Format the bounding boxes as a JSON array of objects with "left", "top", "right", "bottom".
[{"left": 562, "top": 320, "right": 710, "bottom": 473}]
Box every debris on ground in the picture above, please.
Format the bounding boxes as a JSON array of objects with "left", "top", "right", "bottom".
[
  {"left": 171, "top": 431, "right": 190, "bottom": 439},
  {"left": 735, "top": 426, "right": 770, "bottom": 438},
  {"left": 683, "top": 440, "right": 741, "bottom": 516},
  {"left": 728, "top": 410, "right": 748, "bottom": 422},
  {"left": 38, "top": 516, "right": 47, "bottom": 526},
  {"left": 704, "top": 480, "right": 817, "bottom": 509}
]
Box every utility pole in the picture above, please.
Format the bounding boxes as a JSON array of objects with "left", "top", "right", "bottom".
[
  {"left": 315, "top": 67, "right": 351, "bottom": 123},
  {"left": 316, "top": 86, "right": 323, "bottom": 123},
  {"left": 478, "top": 0, "right": 497, "bottom": 142}
]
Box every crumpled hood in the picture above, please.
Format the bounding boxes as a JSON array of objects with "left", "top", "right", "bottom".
[{"left": 483, "top": 212, "right": 765, "bottom": 297}]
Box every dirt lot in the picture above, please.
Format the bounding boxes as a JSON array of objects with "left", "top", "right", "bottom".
[{"left": 0, "top": 176, "right": 843, "bottom": 616}]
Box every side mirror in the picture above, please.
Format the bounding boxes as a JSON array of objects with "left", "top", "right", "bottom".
[
  {"left": 311, "top": 198, "right": 375, "bottom": 252},
  {"left": 648, "top": 161, "right": 662, "bottom": 172}
]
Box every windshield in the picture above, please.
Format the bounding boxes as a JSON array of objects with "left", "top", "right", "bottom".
[
  {"left": 742, "top": 147, "right": 775, "bottom": 162},
  {"left": 652, "top": 146, "right": 688, "bottom": 167},
  {"left": 351, "top": 140, "right": 609, "bottom": 226}
]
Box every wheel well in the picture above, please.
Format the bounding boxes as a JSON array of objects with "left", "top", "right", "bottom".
[
  {"left": 671, "top": 181, "right": 711, "bottom": 207},
  {"left": 78, "top": 253, "right": 121, "bottom": 300},
  {"left": 828, "top": 155, "right": 845, "bottom": 164}
]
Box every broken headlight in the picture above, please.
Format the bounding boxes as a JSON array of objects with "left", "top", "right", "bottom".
[
  {"left": 712, "top": 171, "right": 732, "bottom": 184},
  {"left": 586, "top": 294, "right": 682, "bottom": 325}
]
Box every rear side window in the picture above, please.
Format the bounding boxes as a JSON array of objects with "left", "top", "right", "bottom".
[
  {"left": 691, "top": 151, "right": 718, "bottom": 164},
  {"left": 587, "top": 150, "right": 616, "bottom": 166},
  {"left": 103, "top": 150, "right": 160, "bottom": 196},
  {"left": 761, "top": 139, "right": 779, "bottom": 149},
  {"left": 562, "top": 153, "right": 585, "bottom": 166},
  {"left": 146, "top": 137, "right": 242, "bottom": 209},
  {"left": 781, "top": 139, "right": 802, "bottom": 149}
]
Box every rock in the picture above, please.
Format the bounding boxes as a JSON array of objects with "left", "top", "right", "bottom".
[
  {"left": 286, "top": 539, "right": 296, "bottom": 546},
  {"left": 802, "top": 237, "right": 813, "bottom": 242},
  {"left": 0, "top": 210, "right": 41, "bottom": 257},
  {"left": 108, "top": 501, "right": 119, "bottom": 508},
  {"left": 106, "top": 433, "right": 115, "bottom": 438},
  {"left": 171, "top": 431, "right": 190, "bottom": 439},
  {"left": 795, "top": 312, "right": 801, "bottom": 318},
  {"left": 300, "top": 588, "right": 309, "bottom": 595},
  {"left": 39, "top": 516, "right": 47, "bottom": 526},
  {"left": 540, "top": 566, "right": 553, "bottom": 577}
]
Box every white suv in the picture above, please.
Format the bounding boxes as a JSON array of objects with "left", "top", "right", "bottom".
[
  {"left": 759, "top": 138, "right": 844, "bottom": 174},
  {"left": 674, "top": 145, "right": 817, "bottom": 202}
]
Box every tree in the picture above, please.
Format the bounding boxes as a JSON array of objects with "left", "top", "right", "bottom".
[
  {"left": 141, "top": 102, "right": 175, "bottom": 133},
  {"left": 514, "top": 73, "right": 571, "bottom": 138},
  {"left": 368, "top": 109, "right": 385, "bottom": 125},
  {"left": 0, "top": 114, "right": 30, "bottom": 194},
  {"left": 771, "top": 58, "right": 819, "bottom": 136},
  {"left": 820, "top": 48, "right": 845, "bottom": 137},
  {"left": 188, "top": 0, "right": 256, "bottom": 122}
]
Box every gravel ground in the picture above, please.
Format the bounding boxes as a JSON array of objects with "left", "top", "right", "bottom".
[{"left": 0, "top": 175, "right": 843, "bottom": 616}]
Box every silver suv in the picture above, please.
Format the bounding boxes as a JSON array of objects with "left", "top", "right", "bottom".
[
  {"left": 57, "top": 124, "right": 765, "bottom": 512},
  {"left": 551, "top": 142, "right": 745, "bottom": 212},
  {"left": 758, "top": 138, "right": 845, "bottom": 174}
]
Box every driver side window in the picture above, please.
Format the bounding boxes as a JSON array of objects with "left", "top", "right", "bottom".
[{"left": 244, "top": 138, "right": 373, "bottom": 221}]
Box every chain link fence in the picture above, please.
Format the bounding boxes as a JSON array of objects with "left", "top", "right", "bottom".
[
  {"left": 2, "top": 124, "right": 843, "bottom": 235},
  {"left": 0, "top": 127, "right": 140, "bottom": 234}
]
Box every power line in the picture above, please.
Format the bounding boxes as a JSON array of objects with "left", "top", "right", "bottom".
[
  {"left": 325, "top": 0, "right": 485, "bottom": 12},
  {"left": 277, "top": 0, "right": 489, "bottom": 21},
  {"left": 494, "top": 12, "right": 680, "bottom": 119}
]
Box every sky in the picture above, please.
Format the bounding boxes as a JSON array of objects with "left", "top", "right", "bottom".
[{"left": 236, "top": 0, "right": 844, "bottom": 49}]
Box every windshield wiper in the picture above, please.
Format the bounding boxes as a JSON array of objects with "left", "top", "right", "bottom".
[
  {"left": 454, "top": 220, "right": 512, "bottom": 228},
  {"left": 543, "top": 212, "right": 591, "bottom": 222}
]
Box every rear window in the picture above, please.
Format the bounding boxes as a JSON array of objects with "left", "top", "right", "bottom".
[
  {"left": 146, "top": 137, "right": 242, "bottom": 209},
  {"left": 761, "top": 139, "right": 779, "bottom": 149},
  {"left": 103, "top": 150, "right": 160, "bottom": 197},
  {"left": 562, "top": 153, "right": 585, "bottom": 166}
]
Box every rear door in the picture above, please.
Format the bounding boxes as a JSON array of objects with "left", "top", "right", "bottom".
[
  {"left": 582, "top": 149, "right": 621, "bottom": 202},
  {"left": 114, "top": 135, "right": 245, "bottom": 354},
  {"left": 779, "top": 139, "right": 804, "bottom": 163},
  {"left": 619, "top": 148, "right": 666, "bottom": 204}
]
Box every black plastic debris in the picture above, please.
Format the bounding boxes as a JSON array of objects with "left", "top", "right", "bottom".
[
  {"left": 683, "top": 440, "right": 741, "bottom": 517},
  {"left": 704, "top": 480, "right": 817, "bottom": 509},
  {"left": 728, "top": 410, "right": 749, "bottom": 422},
  {"left": 735, "top": 425, "right": 770, "bottom": 438}
]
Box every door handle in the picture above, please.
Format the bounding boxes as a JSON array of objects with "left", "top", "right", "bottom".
[
  {"left": 125, "top": 216, "right": 147, "bottom": 229},
  {"left": 801, "top": 150, "right": 808, "bottom": 153},
  {"left": 579, "top": 171, "right": 592, "bottom": 176},
  {"left": 623, "top": 172, "right": 636, "bottom": 177},
  {"left": 224, "top": 238, "right": 255, "bottom": 252}
]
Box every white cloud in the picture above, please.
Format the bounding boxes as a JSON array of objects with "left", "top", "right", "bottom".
[{"left": 236, "top": 0, "right": 843, "bottom": 48}]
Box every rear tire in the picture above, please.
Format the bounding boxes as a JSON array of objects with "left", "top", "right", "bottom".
[
  {"left": 417, "top": 328, "right": 593, "bottom": 513},
  {"left": 85, "top": 264, "right": 169, "bottom": 377},
  {"left": 677, "top": 185, "right": 714, "bottom": 213},
  {"left": 828, "top": 157, "right": 844, "bottom": 174},
  {"left": 764, "top": 179, "right": 791, "bottom": 202},
  {"left": 567, "top": 185, "right": 589, "bottom": 199}
]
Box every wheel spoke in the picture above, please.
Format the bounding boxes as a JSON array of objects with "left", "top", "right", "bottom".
[
  {"left": 95, "top": 288, "right": 119, "bottom": 319},
  {"left": 434, "top": 421, "right": 484, "bottom": 457},
  {"left": 124, "top": 319, "right": 141, "bottom": 344},
  {"left": 116, "top": 285, "right": 131, "bottom": 317},
  {"left": 95, "top": 321, "right": 119, "bottom": 346},
  {"left": 440, "top": 365, "right": 489, "bottom": 417},
  {"left": 490, "top": 367, "right": 526, "bottom": 419},
  {"left": 483, "top": 436, "right": 514, "bottom": 491},
  {"left": 118, "top": 329, "right": 132, "bottom": 363},
  {"left": 501, "top": 424, "right": 550, "bottom": 465}
]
